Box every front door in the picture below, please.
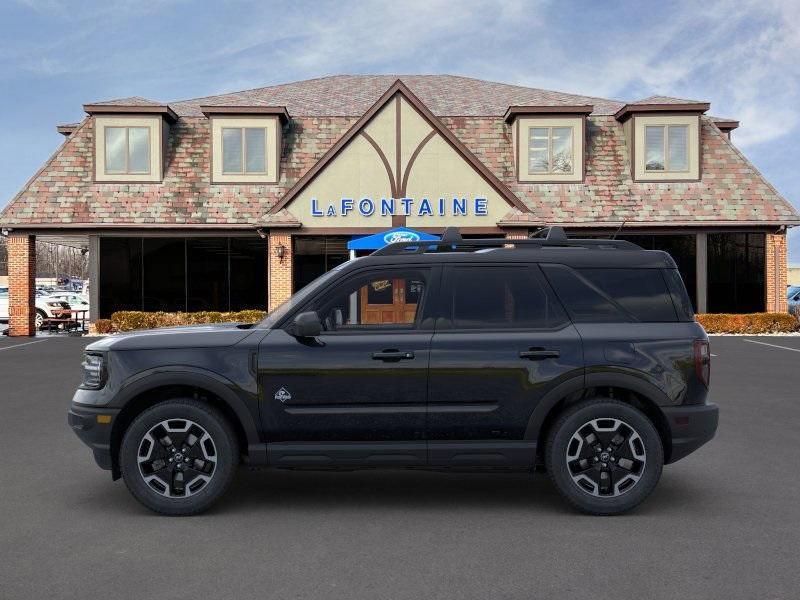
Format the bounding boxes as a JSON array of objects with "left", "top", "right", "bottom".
[
  {"left": 427, "top": 264, "right": 584, "bottom": 467},
  {"left": 258, "top": 266, "right": 439, "bottom": 465},
  {"left": 360, "top": 277, "right": 423, "bottom": 324}
]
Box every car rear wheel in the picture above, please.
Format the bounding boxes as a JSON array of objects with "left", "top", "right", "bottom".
[
  {"left": 35, "top": 309, "right": 46, "bottom": 330},
  {"left": 120, "top": 399, "right": 239, "bottom": 515},
  {"left": 545, "top": 398, "right": 663, "bottom": 515}
]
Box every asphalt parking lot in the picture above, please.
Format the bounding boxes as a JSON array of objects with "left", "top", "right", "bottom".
[{"left": 1, "top": 335, "right": 798, "bottom": 599}]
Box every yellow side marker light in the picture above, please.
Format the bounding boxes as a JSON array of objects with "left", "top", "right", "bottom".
[{"left": 96, "top": 415, "right": 112, "bottom": 424}]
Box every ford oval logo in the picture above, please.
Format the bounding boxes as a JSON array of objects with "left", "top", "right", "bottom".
[{"left": 384, "top": 231, "right": 421, "bottom": 244}]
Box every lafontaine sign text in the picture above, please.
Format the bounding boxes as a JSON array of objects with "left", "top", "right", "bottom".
[{"left": 311, "top": 196, "right": 488, "bottom": 218}]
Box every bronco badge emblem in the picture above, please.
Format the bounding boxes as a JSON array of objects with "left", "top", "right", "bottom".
[{"left": 274, "top": 387, "right": 292, "bottom": 403}]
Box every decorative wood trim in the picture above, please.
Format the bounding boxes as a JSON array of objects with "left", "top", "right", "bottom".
[
  {"left": 360, "top": 131, "right": 398, "bottom": 199},
  {"left": 399, "top": 130, "right": 436, "bottom": 197},
  {"left": 614, "top": 102, "right": 710, "bottom": 122},
  {"left": 268, "top": 79, "right": 529, "bottom": 215},
  {"left": 83, "top": 103, "right": 178, "bottom": 122}
]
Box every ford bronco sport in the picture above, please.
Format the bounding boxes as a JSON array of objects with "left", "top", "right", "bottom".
[{"left": 68, "top": 227, "right": 718, "bottom": 515}]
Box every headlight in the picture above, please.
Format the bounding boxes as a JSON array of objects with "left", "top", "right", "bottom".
[
  {"left": 46, "top": 301, "right": 61, "bottom": 307},
  {"left": 81, "top": 353, "right": 106, "bottom": 389}
]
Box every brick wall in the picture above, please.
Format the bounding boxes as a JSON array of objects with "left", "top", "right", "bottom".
[
  {"left": 268, "top": 231, "right": 294, "bottom": 311},
  {"left": 765, "top": 233, "right": 788, "bottom": 313},
  {"left": 7, "top": 234, "right": 36, "bottom": 336}
]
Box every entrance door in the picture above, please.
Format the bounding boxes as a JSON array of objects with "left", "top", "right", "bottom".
[
  {"left": 427, "top": 264, "right": 584, "bottom": 467},
  {"left": 258, "top": 266, "right": 439, "bottom": 465},
  {"left": 360, "top": 277, "right": 423, "bottom": 324}
]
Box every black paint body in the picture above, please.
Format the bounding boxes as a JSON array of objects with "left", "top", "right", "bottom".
[{"left": 69, "top": 246, "right": 718, "bottom": 476}]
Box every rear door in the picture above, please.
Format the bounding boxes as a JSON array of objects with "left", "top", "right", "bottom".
[{"left": 426, "top": 264, "right": 583, "bottom": 467}]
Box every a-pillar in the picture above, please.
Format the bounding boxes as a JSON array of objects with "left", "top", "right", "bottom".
[
  {"left": 268, "top": 231, "right": 294, "bottom": 311},
  {"left": 8, "top": 233, "right": 36, "bottom": 336},
  {"left": 765, "top": 232, "right": 788, "bottom": 313}
]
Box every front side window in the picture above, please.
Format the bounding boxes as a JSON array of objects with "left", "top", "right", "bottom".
[
  {"left": 645, "top": 125, "right": 689, "bottom": 172},
  {"left": 104, "top": 126, "right": 150, "bottom": 174},
  {"left": 448, "top": 266, "right": 567, "bottom": 329},
  {"left": 222, "top": 127, "right": 267, "bottom": 174},
  {"left": 310, "top": 269, "right": 429, "bottom": 331},
  {"left": 528, "top": 126, "right": 573, "bottom": 174}
]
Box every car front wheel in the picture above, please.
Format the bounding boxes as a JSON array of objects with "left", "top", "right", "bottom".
[
  {"left": 120, "top": 399, "right": 239, "bottom": 515},
  {"left": 545, "top": 398, "right": 663, "bottom": 515}
]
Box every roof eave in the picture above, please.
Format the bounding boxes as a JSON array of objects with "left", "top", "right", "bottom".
[
  {"left": 199, "top": 105, "right": 291, "bottom": 123},
  {"left": 83, "top": 104, "right": 179, "bottom": 122},
  {"left": 614, "top": 102, "right": 711, "bottom": 122},
  {"left": 503, "top": 104, "right": 594, "bottom": 123}
]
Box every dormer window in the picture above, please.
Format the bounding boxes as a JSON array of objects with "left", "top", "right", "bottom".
[
  {"left": 644, "top": 124, "right": 688, "bottom": 172},
  {"left": 201, "top": 106, "right": 289, "bottom": 184},
  {"left": 222, "top": 127, "right": 268, "bottom": 174},
  {"left": 528, "top": 126, "right": 574, "bottom": 174},
  {"left": 105, "top": 126, "right": 151, "bottom": 174},
  {"left": 505, "top": 105, "right": 590, "bottom": 184}
]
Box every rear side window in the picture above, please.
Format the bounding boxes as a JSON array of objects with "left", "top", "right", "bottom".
[
  {"left": 542, "top": 265, "right": 678, "bottom": 323},
  {"left": 448, "top": 266, "right": 567, "bottom": 329},
  {"left": 662, "top": 268, "right": 695, "bottom": 321},
  {"left": 540, "top": 264, "right": 625, "bottom": 322}
]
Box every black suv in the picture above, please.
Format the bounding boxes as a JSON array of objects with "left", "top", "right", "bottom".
[{"left": 69, "top": 228, "right": 718, "bottom": 515}]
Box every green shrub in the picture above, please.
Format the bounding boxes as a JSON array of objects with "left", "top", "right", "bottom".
[
  {"left": 110, "top": 310, "right": 267, "bottom": 332},
  {"left": 696, "top": 312, "right": 799, "bottom": 334}
]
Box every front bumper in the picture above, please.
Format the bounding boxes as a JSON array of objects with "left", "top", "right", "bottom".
[
  {"left": 68, "top": 404, "right": 120, "bottom": 471},
  {"left": 662, "top": 402, "right": 719, "bottom": 464}
]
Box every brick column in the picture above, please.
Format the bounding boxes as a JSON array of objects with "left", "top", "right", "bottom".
[
  {"left": 268, "top": 231, "right": 293, "bottom": 311},
  {"left": 765, "top": 232, "right": 788, "bottom": 313},
  {"left": 8, "top": 234, "right": 36, "bottom": 336}
]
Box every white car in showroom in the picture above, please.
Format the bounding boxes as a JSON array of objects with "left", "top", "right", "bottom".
[{"left": 0, "top": 286, "right": 73, "bottom": 329}]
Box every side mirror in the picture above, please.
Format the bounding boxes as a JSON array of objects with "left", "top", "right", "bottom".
[{"left": 288, "top": 311, "right": 322, "bottom": 338}]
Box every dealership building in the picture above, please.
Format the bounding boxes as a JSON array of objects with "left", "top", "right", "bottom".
[{"left": 1, "top": 74, "right": 798, "bottom": 335}]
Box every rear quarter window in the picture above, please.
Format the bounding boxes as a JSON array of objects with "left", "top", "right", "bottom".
[{"left": 541, "top": 265, "right": 678, "bottom": 323}]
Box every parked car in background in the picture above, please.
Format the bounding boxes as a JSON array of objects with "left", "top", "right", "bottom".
[
  {"left": 47, "top": 292, "right": 89, "bottom": 313},
  {"left": 788, "top": 286, "right": 800, "bottom": 314},
  {"left": 0, "top": 288, "right": 71, "bottom": 328},
  {"left": 0, "top": 287, "right": 8, "bottom": 322}
]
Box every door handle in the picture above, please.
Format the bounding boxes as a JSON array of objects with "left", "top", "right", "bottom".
[
  {"left": 372, "top": 349, "right": 415, "bottom": 361},
  {"left": 519, "top": 348, "right": 560, "bottom": 360}
]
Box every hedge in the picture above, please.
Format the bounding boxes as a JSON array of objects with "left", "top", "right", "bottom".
[
  {"left": 695, "top": 312, "right": 800, "bottom": 334},
  {"left": 110, "top": 310, "right": 267, "bottom": 332}
]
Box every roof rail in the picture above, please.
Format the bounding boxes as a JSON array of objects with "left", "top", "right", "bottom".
[{"left": 371, "top": 227, "right": 641, "bottom": 256}]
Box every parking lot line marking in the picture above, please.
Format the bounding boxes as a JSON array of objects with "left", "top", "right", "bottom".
[
  {"left": 742, "top": 339, "right": 800, "bottom": 353},
  {"left": 0, "top": 339, "right": 49, "bottom": 352}
]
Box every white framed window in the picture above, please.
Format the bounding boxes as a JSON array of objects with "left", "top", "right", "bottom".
[
  {"left": 644, "top": 124, "right": 689, "bottom": 172},
  {"left": 221, "top": 127, "right": 268, "bottom": 174},
  {"left": 517, "top": 117, "right": 583, "bottom": 183},
  {"left": 210, "top": 116, "right": 279, "bottom": 183},
  {"left": 528, "top": 126, "right": 574, "bottom": 175},
  {"left": 104, "top": 126, "right": 151, "bottom": 175},
  {"left": 632, "top": 115, "right": 699, "bottom": 181},
  {"left": 94, "top": 116, "right": 163, "bottom": 183}
]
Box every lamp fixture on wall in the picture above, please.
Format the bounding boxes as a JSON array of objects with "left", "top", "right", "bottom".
[{"left": 275, "top": 243, "right": 286, "bottom": 264}]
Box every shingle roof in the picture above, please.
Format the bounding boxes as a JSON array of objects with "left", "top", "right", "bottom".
[
  {"left": 168, "top": 74, "right": 626, "bottom": 117},
  {"left": 87, "top": 96, "right": 164, "bottom": 107},
  {"left": 1, "top": 75, "right": 795, "bottom": 229},
  {"left": 631, "top": 95, "right": 707, "bottom": 105}
]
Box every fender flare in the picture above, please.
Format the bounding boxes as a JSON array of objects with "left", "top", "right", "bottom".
[
  {"left": 523, "top": 371, "right": 670, "bottom": 441},
  {"left": 113, "top": 367, "right": 261, "bottom": 446}
]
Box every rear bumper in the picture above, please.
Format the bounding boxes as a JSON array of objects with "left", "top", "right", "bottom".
[
  {"left": 662, "top": 402, "right": 719, "bottom": 464},
  {"left": 68, "top": 404, "right": 120, "bottom": 471}
]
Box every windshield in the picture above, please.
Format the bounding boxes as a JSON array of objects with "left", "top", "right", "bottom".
[{"left": 259, "top": 260, "right": 354, "bottom": 328}]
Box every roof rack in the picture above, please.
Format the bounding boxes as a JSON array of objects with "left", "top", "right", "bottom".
[{"left": 371, "top": 226, "right": 641, "bottom": 256}]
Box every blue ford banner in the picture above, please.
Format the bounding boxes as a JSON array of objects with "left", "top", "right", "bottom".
[{"left": 347, "top": 227, "right": 440, "bottom": 251}]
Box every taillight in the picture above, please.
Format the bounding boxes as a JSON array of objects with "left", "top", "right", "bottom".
[{"left": 693, "top": 339, "right": 710, "bottom": 388}]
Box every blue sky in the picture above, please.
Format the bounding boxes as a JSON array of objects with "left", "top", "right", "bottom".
[{"left": 1, "top": 0, "right": 798, "bottom": 260}]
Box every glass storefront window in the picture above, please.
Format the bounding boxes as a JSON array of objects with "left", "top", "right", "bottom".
[
  {"left": 98, "top": 237, "right": 267, "bottom": 317},
  {"left": 707, "top": 233, "right": 765, "bottom": 313}
]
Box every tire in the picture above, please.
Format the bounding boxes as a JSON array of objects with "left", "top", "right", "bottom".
[
  {"left": 120, "top": 399, "right": 239, "bottom": 516},
  {"left": 545, "top": 398, "right": 663, "bottom": 515},
  {"left": 35, "top": 309, "right": 46, "bottom": 330}
]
